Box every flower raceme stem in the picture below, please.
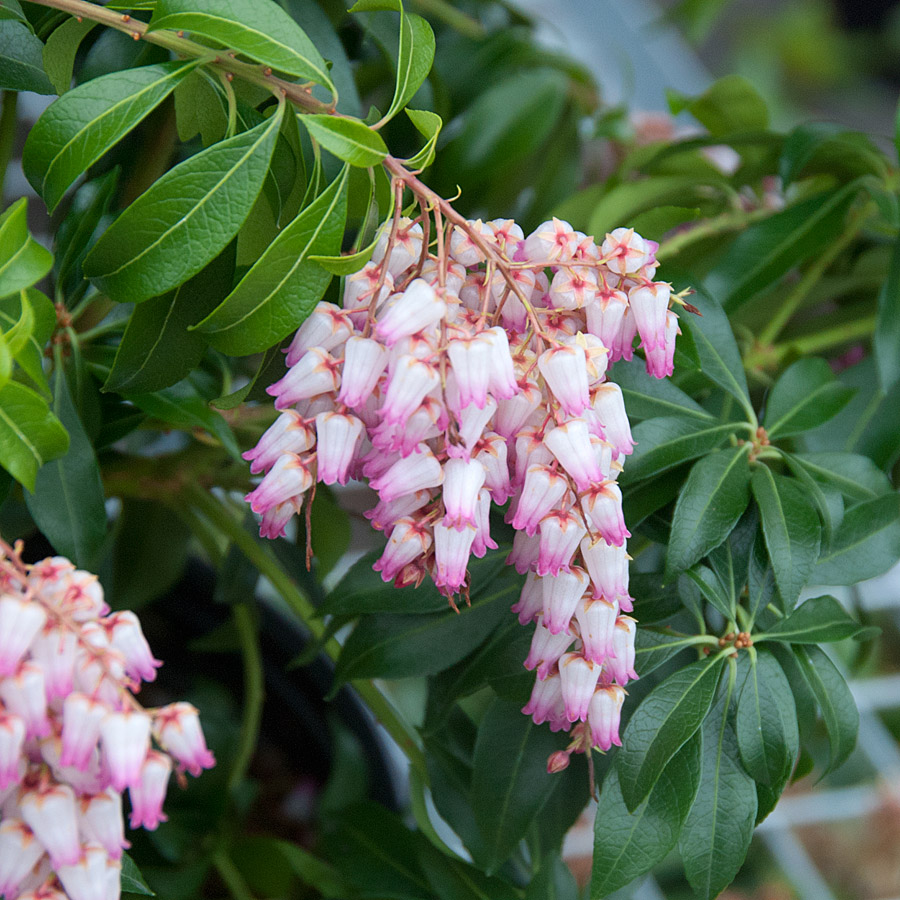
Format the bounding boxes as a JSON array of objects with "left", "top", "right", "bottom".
[
  {"left": 0, "top": 541, "right": 215, "bottom": 900},
  {"left": 243, "top": 214, "right": 681, "bottom": 763}
]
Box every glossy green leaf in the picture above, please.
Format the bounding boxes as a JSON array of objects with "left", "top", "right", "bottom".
[
  {"left": 42, "top": 16, "right": 97, "bottom": 95},
  {"left": 0, "top": 199, "right": 53, "bottom": 298},
  {"left": 623, "top": 417, "right": 736, "bottom": 483},
  {"left": 25, "top": 367, "right": 106, "bottom": 568},
  {"left": 666, "top": 445, "right": 752, "bottom": 578},
  {"left": 611, "top": 357, "right": 713, "bottom": 422},
  {"left": 814, "top": 493, "right": 900, "bottom": 584},
  {"left": 0, "top": 21, "right": 54, "bottom": 93},
  {"left": 746, "top": 530, "right": 776, "bottom": 625},
  {"left": 417, "top": 842, "right": 520, "bottom": 900},
  {"left": 679, "top": 687, "right": 757, "bottom": 900},
  {"left": 751, "top": 466, "right": 821, "bottom": 609},
  {"left": 104, "top": 245, "right": 234, "bottom": 394},
  {"left": 148, "top": 0, "right": 333, "bottom": 91},
  {"left": 735, "top": 649, "right": 798, "bottom": 786},
  {"left": 471, "top": 698, "right": 561, "bottom": 872},
  {"left": 683, "top": 563, "right": 734, "bottom": 620},
  {"left": 83, "top": 110, "right": 281, "bottom": 303},
  {"left": 617, "top": 656, "right": 724, "bottom": 811},
  {"left": 633, "top": 629, "right": 692, "bottom": 678},
  {"left": 0, "top": 332, "right": 10, "bottom": 389},
  {"left": 381, "top": 6, "right": 434, "bottom": 123},
  {"left": 121, "top": 853, "right": 154, "bottom": 896},
  {"left": 404, "top": 107, "right": 442, "bottom": 169},
  {"left": 758, "top": 594, "right": 876, "bottom": 645},
  {"left": 0, "top": 380, "right": 69, "bottom": 491},
  {"left": 196, "top": 164, "right": 347, "bottom": 355},
  {"left": 795, "top": 645, "right": 858, "bottom": 774},
  {"left": 24, "top": 62, "right": 197, "bottom": 213},
  {"left": 791, "top": 451, "right": 893, "bottom": 501},
  {"left": 875, "top": 230, "right": 900, "bottom": 393},
  {"left": 592, "top": 735, "right": 700, "bottom": 897},
  {"left": 301, "top": 115, "right": 387, "bottom": 167},
  {"left": 763, "top": 358, "right": 855, "bottom": 438},
  {"left": 274, "top": 840, "right": 348, "bottom": 898},
  {"left": 669, "top": 75, "right": 768, "bottom": 135},
  {"left": 783, "top": 452, "right": 843, "bottom": 545},
  {"left": 173, "top": 68, "right": 227, "bottom": 146},
  {"left": 2, "top": 289, "right": 33, "bottom": 358},
  {"left": 0, "top": 0, "right": 27, "bottom": 25},
  {"left": 210, "top": 342, "right": 283, "bottom": 409},
  {"left": 780, "top": 123, "right": 888, "bottom": 188},
  {"left": 0, "top": 290, "right": 54, "bottom": 395}
]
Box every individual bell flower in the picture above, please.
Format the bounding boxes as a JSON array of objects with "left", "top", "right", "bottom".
[
  {"left": 0, "top": 595, "right": 46, "bottom": 676},
  {"left": 471, "top": 489, "right": 498, "bottom": 558},
  {"left": 580, "top": 536, "right": 630, "bottom": 601},
  {"left": 544, "top": 419, "right": 605, "bottom": 492},
  {"left": 602, "top": 227, "right": 651, "bottom": 275},
  {"left": 447, "top": 334, "right": 493, "bottom": 410},
  {"left": 375, "top": 279, "right": 446, "bottom": 346},
  {"left": 57, "top": 843, "right": 117, "bottom": 900},
  {"left": 588, "top": 685, "right": 625, "bottom": 751},
  {"left": 548, "top": 266, "right": 598, "bottom": 310},
  {"left": 538, "top": 344, "right": 590, "bottom": 417},
  {"left": 78, "top": 790, "right": 129, "bottom": 860},
  {"left": 0, "top": 662, "right": 50, "bottom": 738},
  {"left": 542, "top": 567, "right": 590, "bottom": 635},
  {"left": 242, "top": 411, "right": 314, "bottom": 475},
  {"left": 511, "top": 572, "right": 544, "bottom": 625},
  {"left": 369, "top": 444, "right": 443, "bottom": 502},
  {"left": 449, "top": 220, "right": 490, "bottom": 266},
  {"left": 522, "top": 672, "right": 566, "bottom": 728},
  {"left": 559, "top": 651, "right": 601, "bottom": 722},
  {"left": 100, "top": 709, "right": 151, "bottom": 792},
  {"left": 507, "top": 529, "right": 541, "bottom": 575},
  {"left": 452, "top": 397, "right": 497, "bottom": 458},
  {"left": 581, "top": 482, "right": 630, "bottom": 547},
  {"left": 244, "top": 453, "right": 313, "bottom": 515},
  {"left": 585, "top": 287, "right": 630, "bottom": 361},
  {"left": 372, "top": 218, "right": 424, "bottom": 277},
  {"left": 364, "top": 491, "right": 431, "bottom": 532},
  {"left": 591, "top": 382, "right": 634, "bottom": 456},
  {"left": 373, "top": 518, "right": 433, "bottom": 583},
  {"left": 0, "top": 713, "right": 26, "bottom": 790},
  {"left": 487, "top": 217, "right": 524, "bottom": 251},
  {"left": 513, "top": 429, "right": 555, "bottom": 488},
  {"left": 433, "top": 523, "right": 477, "bottom": 593},
  {"left": 0, "top": 819, "right": 46, "bottom": 899},
  {"left": 315, "top": 412, "right": 365, "bottom": 486},
  {"left": 337, "top": 336, "right": 389, "bottom": 409},
  {"left": 606, "top": 617, "right": 638, "bottom": 686},
  {"left": 379, "top": 356, "right": 440, "bottom": 428},
  {"left": 522, "top": 218, "right": 578, "bottom": 263},
  {"left": 442, "top": 458, "right": 486, "bottom": 530},
  {"left": 154, "top": 702, "right": 216, "bottom": 776},
  {"left": 494, "top": 381, "right": 542, "bottom": 440},
  {"left": 575, "top": 596, "right": 619, "bottom": 665},
  {"left": 524, "top": 619, "right": 575, "bottom": 680},
  {"left": 28, "top": 627, "right": 77, "bottom": 702},
  {"left": 285, "top": 302, "right": 352, "bottom": 366},
  {"left": 474, "top": 434, "right": 511, "bottom": 504},
  {"left": 645, "top": 308, "right": 680, "bottom": 379},
  {"left": 629, "top": 281, "right": 671, "bottom": 353},
  {"left": 266, "top": 348, "right": 341, "bottom": 410},
  {"left": 104, "top": 611, "right": 162, "bottom": 685},
  {"left": 511, "top": 465, "right": 569, "bottom": 536},
  {"left": 259, "top": 498, "right": 302, "bottom": 540},
  {"left": 20, "top": 782, "right": 82, "bottom": 868},
  {"left": 483, "top": 327, "right": 520, "bottom": 401},
  {"left": 128, "top": 751, "right": 172, "bottom": 831},
  {"left": 537, "top": 510, "right": 586, "bottom": 577},
  {"left": 342, "top": 262, "right": 394, "bottom": 317}
]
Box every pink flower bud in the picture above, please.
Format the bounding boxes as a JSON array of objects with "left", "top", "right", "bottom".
[
  {"left": 449, "top": 221, "right": 489, "bottom": 267},
  {"left": 559, "top": 651, "right": 601, "bottom": 722},
  {"left": 0, "top": 819, "right": 45, "bottom": 898},
  {"left": 267, "top": 347, "right": 340, "bottom": 409},
  {"left": 588, "top": 685, "right": 625, "bottom": 750},
  {"left": 285, "top": 302, "right": 352, "bottom": 366},
  {"left": 606, "top": 617, "right": 638, "bottom": 686},
  {"left": 537, "top": 510, "right": 586, "bottom": 577},
  {"left": 576, "top": 596, "right": 619, "bottom": 664},
  {"left": 581, "top": 482, "right": 629, "bottom": 547},
  {"left": 433, "top": 523, "right": 476, "bottom": 593},
  {"left": 242, "top": 411, "right": 314, "bottom": 475},
  {"left": 546, "top": 750, "right": 571, "bottom": 773},
  {"left": 20, "top": 782, "right": 82, "bottom": 867},
  {"left": 522, "top": 218, "right": 577, "bottom": 263},
  {"left": 522, "top": 672, "right": 566, "bottom": 728},
  {"left": 487, "top": 218, "right": 524, "bottom": 250},
  {"left": 343, "top": 262, "right": 393, "bottom": 314},
  {"left": 442, "top": 458, "right": 486, "bottom": 530},
  {"left": 372, "top": 219, "right": 423, "bottom": 277},
  {"left": 549, "top": 267, "right": 598, "bottom": 310},
  {"left": 105, "top": 611, "right": 161, "bottom": 685},
  {"left": 128, "top": 751, "right": 171, "bottom": 831},
  {"left": 373, "top": 518, "right": 433, "bottom": 583},
  {"left": 154, "top": 702, "right": 215, "bottom": 776},
  {"left": 315, "top": 412, "right": 364, "bottom": 485},
  {"left": 337, "top": 336, "right": 389, "bottom": 409},
  {"left": 542, "top": 567, "right": 590, "bottom": 635},
  {"left": 602, "top": 227, "right": 650, "bottom": 275},
  {"left": 0, "top": 595, "right": 46, "bottom": 676},
  {"left": 538, "top": 344, "right": 590, "bottom": 417},
  {"left": 245, "top": 453, "right": 313, "bottom": 515}
]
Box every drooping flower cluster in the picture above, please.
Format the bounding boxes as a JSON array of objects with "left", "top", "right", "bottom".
[
  {"left": 0, "top": 543, "right": 215, "bottom": 900},
  {"left": 245, "top": 214, "right": 680, "bottom": 760}
]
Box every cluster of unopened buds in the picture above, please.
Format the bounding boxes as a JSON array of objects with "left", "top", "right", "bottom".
[
  {"left": 0, "top": 543, "right": 215, "bottom": 900},
  {"left": 245, "top": 211, "right": 681, "bottom": 764}
]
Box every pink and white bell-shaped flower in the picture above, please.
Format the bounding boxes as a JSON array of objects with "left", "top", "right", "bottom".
[
  {"left": 20, "top": 782, "right": 82, "bottom": 868},
  {"left": 338, "top": 336, "right": 389, "bottom": 408},
  {"left": 483, "top": 327, "right": 519, "bottom": 400},
  {"left": 524, "top": 619, "right": 574, "bottom": 680},
  {"left": 375, "top": 279, "right": 446, "bottom": 346},
  {"left": 259, "top": 499, "right": 302, "bottom": 540},
  {"left": 60, "top": 694, "right": 106, "bottom": 772},
  {"left": 63, "top": 573, "right": 109, "bottom": 622},
  {"left": 0, "top": 662, "right": 50, "bottom": 738},
  {"left": 315, "top": 412, "right": 364, "bottom": 485},
  {"left": 372, "top": 218, "right": 423, "bottom": 277},
  {"left": 542, "top": 567, "right": 590, "bottom": 635},
  {"left": 522, "top": 672, "right": 566, "bottom": 728},
  {"left": 591, "top": 383, "right": 634, "bottom": 456},
  {"left": 487, "top": 217, "right": 524, "bottom": 250},
  {"left": 580, "top": 536, "right": 631, "bottom": 603},
  {"left": 100, "top": 709, "right": 151, "bottom": 791},
  {"left": 585, "top": 288, "right": 630, "bottom": 360},
  {"left": 245, "top": 453, "right": 313, "bottom": 515},
  {"left": 285, "top": 302, "right": 352, "bottom": 365},
  {"left": 78, "top": 789, "right": 129, "bottom": 860},
  {"left": 558, "top": 651, "right": 601, "bottom": 722},
  {"left": 511, "top": 465, "right": 569, "bottom": 536},
  {"left": 454, "top": 397, "right": 497, "bottom": 455},
  {"left": 602, "top": 227, "right": 651, "bottom": 275},
  {"left": 433, "top": 523, "right": 476, "bottom": 593},
  {"left": 447, "top": 335, "right": 493, "bottom": 410},
  {"left": 342, "top": 262, "right": 393, "bottom": 316},
  {"left": 471, "top": 489, "right": 497, "bottom": 558},
  {"left": 507, "top": 529, "right": 541, "bottom": 575},
  {"left": 588, "top": 685, "right": 625, "bottom": 750},
  {"left": 537, "top": 510, "right": 586, "bottom": 577},
  {"left": 105, "top": 612, "right": 161, "bottom": 685},
  {"left": 522, "top": 218, "right": 577, "bottom": 263},
  {"left": 373, "top": 518, "right": 433, "bottom": 583},
  {"left": 128, "top": 751, "right": 172, "bottom": 831},
  {"left": 629, "top": 281, "right": 671, "bottom": 353},
  {"left": 57, "top": 843, "right": 115, "bottom": 900},
  {"left": 267, "top": 347, "right": 340, "bottom": 410},
  {"left": 606, "top": 617, "right": 638, "bottom": 686},
  {"left": 242, "top": 411, "right": 314, "bottom": 475},
  {"left": 475, "top": 434, "right": 511, "bottom": 504},
  {"left": 0, "top": 819, "right": 46, "bottom": 898},
  {"left": 549, "top": 266, "right": 598, "bottom": 310},
  {"left": 645, "top": 309, "right": 680, "bottom": 378},
  {"left": 544, "top": 419, "right": 605, "bottom": 492},
  {"left": 369, "top": 445, "right": 443, "bottom": 502},
  {"left": 365, "top": 490, "right": 431, "bottom": 532},
  {"left": 154, "top": 703, "right": 216, "bottom": 777},
  {"left": 538, "top": 344, "right": 590, "bottom": 416},
  {"left": 379, "top": 356, "right": 440, "bottom": 427},
  {"left": 581, "top": 482, "right": 629, "bottom": 547},
  {"left": 494, "top": 381, "right": 542, "bottom": 439},
  {"left": 575, "top": 596, "right": 619, "bottom": 664},
  {"left": 511, "top": 572, "right": 544, "bottom": 625},
  {"left": 449, "top": 220, "right": 490, "bottom": 266},
  {"left": 28, "top": 627, "right": 78, "bottom": 701},
  {"left": 0, "top": 713, "right": 25, "bottom": 790},
  {"left": 442, "top": 458, "right": 486, "bottom": 530},
  {"left": 0, "top": 595, "right": 46, "bottom": 676},
  {"left": 513, "top": 429, "right": 555, "bottom": 487}
]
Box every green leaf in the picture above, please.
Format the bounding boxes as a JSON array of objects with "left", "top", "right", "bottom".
[
  {"left": 634, "top": 628, "right": 692, "bottom": 677},
  {"left": 666, "top": 445, "right": 752, "bottom": 579},
  {"left": 677, "top": 291, "right": 753, "bottom": 416},
  {"left": 611, "top": 357, "right": 714, "bottom": 422},
  {"left": 0, "top": 331, "right": 10, "bottom": 389},
  {"left": 333, "top": 569, "right": 519, "bottom": 682},
  {"left": 42, "top": 16, "right": 96, "bottom": 95},
  {"left": 104, "top": 245, "right": 235, "bottom": 394},
  {"left": 417, "top": 843, "right": 520, "bottom": 900},
  {"left": 525, "top": 854, "right": 577, "bottom": 900},
  {"left": 875, "top": 230, "right": 900, "bottom": 393},
  {"left": 780, "top": 123, "right": 888, "bottom": 188},
  {"left": 758, "top": 594, "right": 874, "bottom": 644},
  {"left": 782, "top": 452, "right": 843, "bottom": 546},
  {"left": 617, "top": 656, "right": 724, "bottom": 811},
  {"left": 0, "top": 0, "right": 27, "bottom": 26},
  {"left": 404, "top": 107, "right": 442, "bottom": 169},
  {"left": 814, "top": 493, "right": 900, "bottom": 584},
  {"left": 0, "top": 289, "right": 54, "bottom": 395},
  {"left": 24, "top": 61, "right": 196, "bottom": 213},
  {"left": 2, "top": 289, "right": 33, "bottom": 358},
  {"left": 683, "top": 563, "right": 734, "bottom": 620},
  {"left": 763, "top": 358, "right": 855, "bottom": 438},
  {"left": 746, "top": 530, "right": 775, "bottom": 625},
  {"left": 791, "top": 451, "right": 893, "bottom": 501},
  {"left": 210, "top": 341, "right": 283, "bottom": 409},
  {"left": 623, "top": 417, "right": 736, "bottom": 483},
  {"left": 794, "top": 645, "right": 858, "bottom": 774},
  {"left": 471, "top": 698, "right": 561, "bottom": 872},
  {"left": 705, "top": 182, "right": 862, "bottom": 312},
  {"left": 196, "top": 164, "right": 347, "bottom": 355},
  {"left": 751, "top": 466, "right": 821, "bottom": 609},
  {"left": 148, "top": 0, "right": 333, "bottom": 92},
  {"left": 0, "top": 21, "right": 54, "bottom": 93},
  {"left": 300, "top": 115, "right": 388, "bottom": 167},
  {"left": 591, "top": 734, "right": 701, "bottom": 897},
  {"left": 121, "top": 853, "right": 155, "bottom": 896},
  {"left": 735, "top": 649, "right": 799, "bottom": 786},
  {"left": 309, "top": 236, "right": 378, "bottom": 275},
  {"left": 0, "top": 199, "right": 53, "bottom": 298},
  {"left": 274, "top": 840, "right": 349, "bottom": 898},
  {"left": 0, "top": 380, "right": 69, "bottom": 491},
  {"left": 669, "top": 75, "right": 768, "bottom": 135},
  {"left": 173, "top": 68, "right": 227, "bottom": 146},
  {"left": 377, "top": 3, "right": 435, "bottom": 124},
  {"left": 25, "top": 367, "right": 107, "bottom": 567},
  {"left": 679, "top": 686, "right": 758, "bottom": 900},
  {"left": 83, "top": 110, "right": 281, "bottom": 304}
]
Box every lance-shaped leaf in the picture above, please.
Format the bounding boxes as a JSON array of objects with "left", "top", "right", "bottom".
[
  {"left": 683, "top": 563, "right": 734, "bottom": 621},
  {"left": 0, "top": 290, "right": 54, "bottom": 395},
  {"left": 25, "top": 367, "right": 106, "bottom": 567},
  {"left": 592, "top": 735, "right": 700, "bottom": 897},
  {"left": 666, "top": 445, "right": 752, "bottom": 579},
  {"left": 148, "top": 0, "right": 333, "bottom": 92},
  {"left": 747, "top": 531, "right": 776, "bottom": 624},
  {"left": 471, "top": 698, "right": 561, "bottom": 873},
  {"left": 0, "top": 21, "right": 54, "bottom": 94},
  {"left": 0, "top": 199, "right": 53, "bottom": 298},
  {"left": 0, "top": 332, "right": 10, "bottom": 389},
  {"left": 196, "top": 165, "right": 347, "bottom": 355},
  {"left": 0, "top": 380, "right": 69, "bottom": 491},
  {"left": 83, "top": 110, "right": 282, "bottom": 303},
  {"left": 388, "top": 12, "right": 433, "bottom": 122},
  {"left": 735, "top": 649, "right": 799, "bottom": 786},
  {"left": 623, "top": 417, "right": 736, "bottom": 483},
  {"left": 751, "top": 466, "right": 821, "bottom": 609},
  {"left": 679, "top": 688, "right": 758, "bottom": 900},
  {"left": 404, "top": 108, "right": 442, "bottom": 169},
  {"left": 763, "top": 358, "right": 855, "bottom": 438},
  {"left": 875, "top": 230, "right": 900, "bottom": 393},
  {"left": 792, "top": 451, "right": 893, "bottom": 500},
  {"left": 611, "top": 357, "right": 714, "bottom": 422},
  {"left": 23, "top": 61, "right": 197, "bottom": 213},
  {"left": 617, "top": 656, "right": 725, "bottom": 811},
  {"left": 634, "top": 629, "right": 693, "bottom": 678},
  {"left": 42, "top": 16, "right": 96, "bottom": 96},
  {"left": 301, "top": 115, "right": 388, "bottom": 167},
  {"left": 756, "top": 594, "right": 875, "bottom": 644}
]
